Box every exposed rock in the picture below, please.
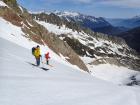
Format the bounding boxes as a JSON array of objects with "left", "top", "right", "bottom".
[{"left": 45, "top": 33, "right": 88, "bottom": 71}]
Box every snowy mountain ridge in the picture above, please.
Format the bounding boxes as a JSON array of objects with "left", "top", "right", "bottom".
[
  {"left": 54, "top": 10, "right": 110, "bottom": 25},
  {"left": 38, "top": 11, "right": 127, "bottom": 35},
  {"left": 54, "top": 11, "right": 80, "bottom": 17}
]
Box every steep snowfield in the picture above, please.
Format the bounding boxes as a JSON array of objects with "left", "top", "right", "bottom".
[
  {"left": 0, "top": 16, "right": 140, "bottom": 105},
  {"left": 1, "top": 36, "right": 140, "bottom": 105},
  {"left": 0, "top": 17, "right": 80, "bottom": 70}
]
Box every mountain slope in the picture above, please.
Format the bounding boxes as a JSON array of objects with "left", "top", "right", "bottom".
[
  {"left": 106, "top": 16, "right": 140, "bottom": 29},
  {"left": 53, "top": 11, "right": 125, "bottom": 35},
  {"left": 118, "top": 26, "right": 140, "bottom": 53},
  {"left": 54, "top": 11, "right": 111, "bottom": 29},
  {"left": 33, "top": 12, "right": 140, "bottom": 71},
  {"left": 1, "top": 34, "right": 140, "bottom": 105}
]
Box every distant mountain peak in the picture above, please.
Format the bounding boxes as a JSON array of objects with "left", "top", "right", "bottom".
[
  {"left": 54, "top": 10, "right": 80, "bottom": 17},
  {"left": 29, "top": 10, "right": 51, "bottom": 15}
]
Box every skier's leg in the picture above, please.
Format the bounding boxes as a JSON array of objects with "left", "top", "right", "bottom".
[
  {"left": 36, "top": 57, "right": 40, "bottom": 66},
  {"left": 47, "top": 60, "right": 49, "bottom": 65},
  {"left": 35, "top": 57, "right": 38, "bottom": 66},
  {"left": 38, "top": 57, "right": 40, "bottom": 66},
  {"left": 46, "top": 59, "right": 49, "bottom": 65}
]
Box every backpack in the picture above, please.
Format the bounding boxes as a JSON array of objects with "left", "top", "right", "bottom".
[{"left": 32, "top": 47, "right": 36, "bottom": 55}]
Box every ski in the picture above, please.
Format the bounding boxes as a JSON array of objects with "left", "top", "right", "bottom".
[
  {"left": 40, "top": 67, "right": 49, "bottom": 71},
  {"left": 28, "top": 62, "right": 49, "bottom": 71}
]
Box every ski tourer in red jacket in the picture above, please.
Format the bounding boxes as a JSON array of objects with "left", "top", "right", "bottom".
[{"left": 45, "top": 52, "right": 50, "bottom": 65}]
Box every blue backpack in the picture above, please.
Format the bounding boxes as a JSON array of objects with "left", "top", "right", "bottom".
[{"left": 32, "top": 47, "right": 36, "bottom": 55}]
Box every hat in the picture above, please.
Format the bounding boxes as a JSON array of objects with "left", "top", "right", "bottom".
[{"left": 37, "top": 45, "right": 40, "bottom": 48}]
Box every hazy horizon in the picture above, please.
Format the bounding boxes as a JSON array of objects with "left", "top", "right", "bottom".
[{"left": 17, "top": 0, "right": 140, "bottom": 18}]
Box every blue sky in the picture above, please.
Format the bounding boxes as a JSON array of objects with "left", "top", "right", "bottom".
[{"left": 17, "top": 0, "right": 140, "bottom": 18}]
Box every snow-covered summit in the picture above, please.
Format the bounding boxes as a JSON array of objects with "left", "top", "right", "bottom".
[
  {"left": 54, "top": 11, "right": 80, "bottom": 17},
  {"left": 29, "top": 11, "right": 51, "bottom": 15},
  {"left": 50, "top": 10, "right": 113, "bottom": 35}
]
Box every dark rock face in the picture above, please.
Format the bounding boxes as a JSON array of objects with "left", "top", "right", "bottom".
[
  {"left": 118, "top": 27, "right": 140, "bottom": 53},
  {"left": 0, "top": 7, "right": 22, "bottom": 27},
  {"left": 43, "top": 33, "right": 89, "bottom": 71},
  {"left": 106, "top": 17, "right": 140, "bottom": 29},
  {"left": 126, "top": 75, "right": 140, "bottom": 86},
  {"left": 63, "top": 37, "right": 92, "bottom": 57},
  {"left": 60, "top": 35, "right": 140, "bottom": 71},
  {"left": 93, "top": 26, "right": 127, "bottom": 36},
  {"left": 32, "top": 13, "right": 82, "bottom": 33}
]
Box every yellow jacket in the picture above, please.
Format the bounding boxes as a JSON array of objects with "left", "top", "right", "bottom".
[{"left": 34, "top": 48, "right": 40, "bottom": 58}]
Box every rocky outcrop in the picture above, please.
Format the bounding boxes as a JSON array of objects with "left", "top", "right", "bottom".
[
  {"left": 44, "top": 33, "right": 88, "bottom": 71},
  {"left": 118, "top": 26, "right": 140, "bottom": 53},
  {"left": 32, "top": 13, "right": 84, "bottom": 33},
  {"left": 60, "top": 34, "right": 140, "bottom": 71}
]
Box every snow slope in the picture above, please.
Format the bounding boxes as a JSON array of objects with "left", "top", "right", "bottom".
[
  {"left": 0, "top": 17, "right": 80, "bottom": 70},
  {"left": 0, "top": 15, "right": 140, "bottom": 105},
  {"left": 0, "top": 1, "right": 8, "bottom": 7},
  {"left": 1, "top": 36, "right": 140, "bottom": 105},
  {"left": 89, "top": 64, "right": 139, "bottom": 85}
]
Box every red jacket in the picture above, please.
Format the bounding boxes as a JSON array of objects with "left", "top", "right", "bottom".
[{"left": 45, "top": 52, "right": 50, "bottom": 60}]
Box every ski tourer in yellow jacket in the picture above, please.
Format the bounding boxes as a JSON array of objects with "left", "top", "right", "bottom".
[{"left": 34, "top": 47, "right": 40, "bottom": 58}]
